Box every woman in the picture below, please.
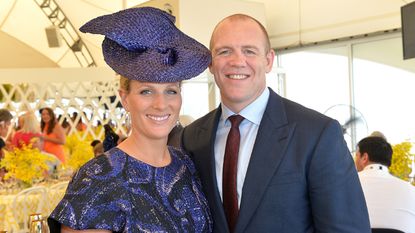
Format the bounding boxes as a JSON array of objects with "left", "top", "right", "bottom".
[
  {"left": 48, "top": 7, "right": 212, "bottom": 232},
  {"left": 40, "top": 107, "right": 66, "bottom": 162},
  {"left": 11, "top": 111, "right": 42, "bottom": 150}
]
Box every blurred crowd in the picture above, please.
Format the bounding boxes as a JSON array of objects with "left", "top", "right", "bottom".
[
  {"left": 0, "top": 106, "right": 195, "bottom": 181},
  {"left": 0, "top": 107, "right": 125, "bottom": 180}
]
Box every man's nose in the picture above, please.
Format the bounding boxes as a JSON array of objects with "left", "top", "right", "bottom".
[{"left": 229, "top": 51, "right": 246, "bottom": 67}]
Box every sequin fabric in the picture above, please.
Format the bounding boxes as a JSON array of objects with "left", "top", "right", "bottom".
[{"left": 49, "top": 147, "right": 212, "bottom": 232}]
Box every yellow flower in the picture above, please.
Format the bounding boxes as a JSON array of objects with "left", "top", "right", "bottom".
[
  {"left": 389, "top": 141, "right": 414, "bottom": 182},
  {"left": 0, "top": 144, "right": 54, "bottom": 185},
  {"left": 64, "top": 134, "right": 94, "bottom": 170}
]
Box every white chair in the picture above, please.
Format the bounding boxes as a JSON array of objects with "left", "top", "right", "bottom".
[
  {"left": 12, "top": 186, "right": 48, "bottom": 233},
  {"left": 47, "top": 181, "right": 69, "bottom": 214}
]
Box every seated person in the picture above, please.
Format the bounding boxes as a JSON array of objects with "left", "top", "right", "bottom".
[
  {"left": 90, "top": 140, "right": 104, "bottom": 157},
  {"left": 12, "top": 111, "right": 43, "bottom": 150},
  {"left": 0, "top": 109, "right": 13, "bottom": 180},
  {"left": 355, "top": 136, "right": 415, "bottom": 232}
]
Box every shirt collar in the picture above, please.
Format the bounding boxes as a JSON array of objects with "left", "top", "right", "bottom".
[
  {"left": 221, "top": 88, "right": 270, "bottom": 125},
  {"left": 363, "top": 163, "right": 389, "bottom": 172}
]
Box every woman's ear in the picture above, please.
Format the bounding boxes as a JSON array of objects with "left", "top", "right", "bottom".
[{"left": 118, "top": 89, "right": 129, "bottom": 112}]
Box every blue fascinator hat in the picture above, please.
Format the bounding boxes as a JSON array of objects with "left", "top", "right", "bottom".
[{"left": 80, "top": 7, "right": 211, "bottom": 82}]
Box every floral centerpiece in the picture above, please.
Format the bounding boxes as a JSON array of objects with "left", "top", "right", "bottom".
[
  {"left": 64, "top": 133, "right": 94, "bottom": 171},
  {"left": 0, "top": 144, "right": 54, "bottom": 186},
  {"left": 389, "top": 141, "right": 414, "bottom": 183}
]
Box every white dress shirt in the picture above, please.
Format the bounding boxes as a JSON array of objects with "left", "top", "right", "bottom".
[
  {"left": 358, "top": 164, "right": 415, "bottom": 233},
  {"left": 214, "top": 88, "right": 269, "bottom": 207}
]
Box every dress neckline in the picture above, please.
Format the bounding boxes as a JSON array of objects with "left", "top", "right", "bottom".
[{"left": 113, "top": 146, "right": 175, "bottom": 169}]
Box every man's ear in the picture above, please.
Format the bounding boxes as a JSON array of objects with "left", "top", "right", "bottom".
[
  {"left": 361, "top": 152, "right": 370, "bottom": 167},
  {"left": 265, "top": 49, "right": 275, "bottom": 73}
]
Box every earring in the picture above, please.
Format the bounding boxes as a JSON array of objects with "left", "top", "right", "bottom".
[
  {"left": 176, "top": 120, "right": 181, "bottom": 127},
  {"left": 125, "top": 112, "right": 131, "bottom": 132}
]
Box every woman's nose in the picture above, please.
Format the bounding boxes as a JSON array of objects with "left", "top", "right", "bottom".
[{"left": 152, "top": 94, "right": 167, "bottom": 109}]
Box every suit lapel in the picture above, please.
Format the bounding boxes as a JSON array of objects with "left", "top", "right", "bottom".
[
  {"left": 195, "top": 108, "right": 231, "bottom": 233},
  {"left": 235, "top": 90, "right": 295, "bottom": 233}
]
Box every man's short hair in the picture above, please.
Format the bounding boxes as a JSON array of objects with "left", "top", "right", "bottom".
[
  {"left": 0, "top": 109, "right": 12, "bottom": 123},
  {"left": 210, "top": 14, "right": 272, "bottom": 52},
  {"left": 357, "top": 136, "right": 393, "bottom": 167}
]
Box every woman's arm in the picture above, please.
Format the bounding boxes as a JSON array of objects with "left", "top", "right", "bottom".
[{"left": 61, "top": 225, "right": 111, "bottom": 233}]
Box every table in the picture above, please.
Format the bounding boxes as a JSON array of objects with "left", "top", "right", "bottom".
[{"left": 0, "top": 181, "right": 69, "bottom": 232}]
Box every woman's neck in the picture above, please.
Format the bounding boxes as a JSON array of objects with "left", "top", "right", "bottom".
[{"left": 118, "top": 135, "right": 170, "bottom": 167}]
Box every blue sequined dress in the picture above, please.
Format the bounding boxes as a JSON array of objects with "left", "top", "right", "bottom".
[{"left": 49, "top": 147, "right": 212, "bottom": 232}]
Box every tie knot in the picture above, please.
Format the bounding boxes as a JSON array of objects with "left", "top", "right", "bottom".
[{"left": 228, "top": 115, "right": 244, "bottom": 128}]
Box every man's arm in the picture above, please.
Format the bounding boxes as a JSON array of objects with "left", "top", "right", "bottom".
[{"left": 308, "top": 120, "right": 371, "bottom": 232}]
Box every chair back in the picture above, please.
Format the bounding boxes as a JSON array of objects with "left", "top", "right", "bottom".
[
  {"left": 372, "top": 229, "right": 405, "bottom": 233},
  {"left": 11, "top": 186, "right": 48, "bottom": 233},
  {"left": 47, "top": 181, "right": 69, "bottom": 213}
]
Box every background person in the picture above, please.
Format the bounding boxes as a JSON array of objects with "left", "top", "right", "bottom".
[
  {"left": 182, "top": 14, "right": 370, "bottom": 233},
  {"left": 48, "top": 7, "right": 212, "bottom": 233},
  {"left": 355, "top": 136, "right": 415, "bottom": 232},
  {"left": 11, "top": 111, "right": 42, "bottom": 150},
  {"left": 90, "top": 139, "right": 104, "bottom": 157},
  {"left": 0, "top": 108, "right": 13, "bottom": 180},
  {"left": 40, "top": 107, "right": 66, "bottom": 162},
  {"left": 0, "top": 109, "right": 12, "bottom": 151}
]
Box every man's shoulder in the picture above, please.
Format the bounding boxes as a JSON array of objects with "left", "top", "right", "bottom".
[
  {"left": 186, "top": 108, "right": 219, "bottom": 130},
  {"left": 267, "top": 92, "right": 333, "bottom": 130}
]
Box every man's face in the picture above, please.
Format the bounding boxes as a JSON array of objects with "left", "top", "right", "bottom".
[
  {"left": 209, "top": 18, "right": 274, "bottom": 113},
  {"left": 0, "top": 120, "right": 11, "bottom": 137}
]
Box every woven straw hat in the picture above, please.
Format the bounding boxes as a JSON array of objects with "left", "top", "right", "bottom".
[{"left": 80, "top": 7, "right": 211, "bottom": 82}]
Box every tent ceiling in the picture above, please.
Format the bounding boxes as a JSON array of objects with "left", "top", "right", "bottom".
[
  {"left": 0, "top": 0, "right": 413, "bottom": 69},
  {"left": 0, "top": 31, "right": 57, "bottom": 68}
]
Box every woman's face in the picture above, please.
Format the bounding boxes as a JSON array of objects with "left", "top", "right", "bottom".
[
  {"left": 41, "top": 109, "right": 51, "bottom": 123},
  {"left": 119, "top": 80, "right": 182, "bottom": 140}
]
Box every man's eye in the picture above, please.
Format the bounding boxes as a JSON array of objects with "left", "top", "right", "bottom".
[
  {"left": 217, "top": 50, "right": 230, "bottom": 56},
  {"left": 244, "top": 49, "right": 257, "bottom": 55}
]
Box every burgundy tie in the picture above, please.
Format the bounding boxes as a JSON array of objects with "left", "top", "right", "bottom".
[{"left": 223, "top": 115, "right": 244, "bottom": 233}]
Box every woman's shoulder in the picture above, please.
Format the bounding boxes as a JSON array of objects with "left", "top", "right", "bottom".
[
  {"left": 73, "top": 148, "right": 127, "bottom": 183},
  {"left": 50, "top": 148, "right": 129, "bottom": 231},
  {"left": 169, "top": 146, "right": 197, "bottom": 174}
]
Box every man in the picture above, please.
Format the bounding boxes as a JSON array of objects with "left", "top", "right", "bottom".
[
  {"left": 0, "top": 109, "right": 12, "bottom": 150},
  {"left": 0, "top": 108, "right": 13, "bottom": 180},
  {"left": 182, "top": 14, "right": 370, "bottom": 233},
  {"left": 356, "top": 136, "right": 415, "bottom": 232}
]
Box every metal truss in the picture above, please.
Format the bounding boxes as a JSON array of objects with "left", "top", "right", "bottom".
[{"left": 33, "top": 0, "right": 96, "bottom": 67}]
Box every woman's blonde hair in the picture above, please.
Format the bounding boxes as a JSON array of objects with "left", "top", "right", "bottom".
[
  {"left": 119, "top": 75, "right": 131, "bottom": 93},
  {"left": 21, "top": 111, "right": 41, "bottom": 134},
  {"left": 119, "top": 75, "right": 182, "bottom": 93}
]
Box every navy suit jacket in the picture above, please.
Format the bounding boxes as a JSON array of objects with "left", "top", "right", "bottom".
[{"left": 182, "top": 88, "right": 370, "bottom": 233}]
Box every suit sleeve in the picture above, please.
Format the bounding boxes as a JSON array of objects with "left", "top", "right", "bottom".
[{"left": 308, "top": 120, "right": 371, "bottom": 233}]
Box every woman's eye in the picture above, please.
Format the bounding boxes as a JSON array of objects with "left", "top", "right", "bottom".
[
  {"left": 140, "top": 89, "right": 152, "bottom": 95},
  {"left": 166, "top": 89, "right": 178, "bottom": 95}
]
